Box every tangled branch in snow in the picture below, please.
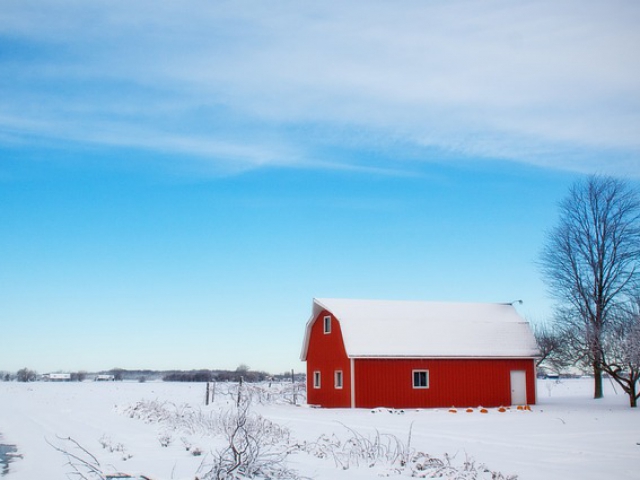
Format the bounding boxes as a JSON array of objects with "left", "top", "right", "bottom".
[
  {"left": 303, "top": 424, "right": 518, "bottom": 479},
  {"left": 303, "top": 424, "right": 410, "bottom": 470},
  {"left": 197, "top": 384, "right": 303, "bottom": 480},
  {"left": 97, "top": 435, "right": 132, "bottom": 461},
  {"left": 404, "top": 451, "right": 518, "bottom": 479},
  {"left": 120, "top": 396, "right": 291, "bottom": 447},
  {"left": 226, "top": 381, "right": 306, "bottom": 406},
  {"left": 121, "top": 399, "right": 217, "bottom": 436},
  {"left": 47, "top": 436, "right": 144, "bottom": 480},
  {"left": 47, "top": 436, "right": 105, "bottom": 480}
]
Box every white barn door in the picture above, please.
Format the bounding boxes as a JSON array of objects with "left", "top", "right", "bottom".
[{"left": 510, "top": 370, "right": 527, "bottom": 405}]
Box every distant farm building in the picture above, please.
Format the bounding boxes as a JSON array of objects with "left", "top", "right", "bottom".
[
  {"left": 42, "top": 373, "right": 71, "bottom": 382},
  {"left": 301, "top": 298, "right": 539, "bottom": 409},
  {"left": 94, "top": 374, "right": 115, "bottom": 381}
]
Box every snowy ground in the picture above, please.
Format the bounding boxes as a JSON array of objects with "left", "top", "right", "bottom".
[{"left": 0, "top": 378, "right": 638, "bottom": 479}]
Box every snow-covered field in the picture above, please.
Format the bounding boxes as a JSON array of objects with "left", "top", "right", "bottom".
[{"left": 0, "top": 378, "right": 638, "bottom": 479}]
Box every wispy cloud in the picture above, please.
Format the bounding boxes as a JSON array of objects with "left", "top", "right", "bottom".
[{"left": 1, "top": 0, "right": 638, "bottom": 175}]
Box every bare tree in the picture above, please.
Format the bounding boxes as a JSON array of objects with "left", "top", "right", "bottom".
[
  {"left": 540, "top": 175, "right": 640, "bottom": 398},
  {"left": 532, "top": 323, "right": 570, "bottom": 373},
  {"left": 600, "top": 300, "right": 640, "bottom": 407},
  {"left": 71, "top": 371, "right": 87, "bottom": 382},
  {"left": 16, "top": 367, "right": 36, "bottom": 382}
]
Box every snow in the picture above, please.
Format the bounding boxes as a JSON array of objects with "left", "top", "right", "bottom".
[
  {"left": 0, "top": 378, "right": 638, "bottom": 479},
  {"left": 302, "top": 298, "right": 539, "bottom": 359}
]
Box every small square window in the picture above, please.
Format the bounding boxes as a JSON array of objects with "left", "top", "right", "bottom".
[
  {"left": 335, "top": 370, "right": 343, "bottom": 389},
  {"left": 323, "top": 316, "right": 331, "bottom": 334},
  {"left": 313, "top": 371, "right": 321, "bottom": 389},
  {"left": 413, "top": 370, "right": 429, "bottom": 389}
]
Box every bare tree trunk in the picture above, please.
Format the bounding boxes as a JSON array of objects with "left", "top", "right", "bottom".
[
  {"left": 630, "top": 381, "right": 638, "bottom": 408},
  {"left": 593, "top": 363, "right": 603, "bottom": 399}
]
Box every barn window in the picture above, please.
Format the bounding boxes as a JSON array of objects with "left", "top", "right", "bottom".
[
  {"left": 313, "top": 371, "right": 321, "bottom": 389},
  {"left": 412, "top": 370, "right": 429, "bottom": 389},
  {"left": 335, "top": 370, "right": 343, "bottom": 389},
  {"left": 323, "top": 315, "right": 331, "bottom": 334}
]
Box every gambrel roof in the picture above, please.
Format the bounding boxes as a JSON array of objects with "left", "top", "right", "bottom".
[{"left": 301, "top": 298, "right": 539, "bottom": 360}]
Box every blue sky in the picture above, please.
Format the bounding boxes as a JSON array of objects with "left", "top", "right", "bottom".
[{"left": 1, "top": 1, "right": 639, "bottom": 374}]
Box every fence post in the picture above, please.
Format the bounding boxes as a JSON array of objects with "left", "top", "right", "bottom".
[
  {"left": 291, "top": 369, "right": 297, "bottom": 405},
  {"left": 237, "top": 376, "right": 243, "bottom": 407},
  {"left": 205, "top": 382, "right": 210, "bottom": 406}
]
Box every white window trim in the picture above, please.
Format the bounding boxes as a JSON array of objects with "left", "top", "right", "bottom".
[
  {"left": 412, "top": 369, "right": 429, "bottom": 389},
  {"left": 313, "top": 371, "right": 321, "bottom": 389},
  {"left": 323, "top": 315, "right": 331, "bottom": 334},
  {"left": 335, "top": 370, "right": 343, "bottom": 389}
]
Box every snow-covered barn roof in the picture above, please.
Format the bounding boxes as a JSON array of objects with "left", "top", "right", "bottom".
[{"left": 300, "top": 298, "right": 540, "bottom": 360}]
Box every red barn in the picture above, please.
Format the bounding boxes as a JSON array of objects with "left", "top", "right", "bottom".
[{"left": 300, "top": 298, "right": 539, "bottom": 409}]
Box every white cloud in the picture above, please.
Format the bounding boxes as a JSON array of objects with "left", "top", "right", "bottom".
[{"left": 1, "top": 0, "right": 639, "bottom": 175}]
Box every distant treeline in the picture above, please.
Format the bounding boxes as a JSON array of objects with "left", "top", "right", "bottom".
[
  {"left": 102, "top": 367, "right": 303, "bottom": 383},
  {"left": 2, "top": 367, "right": 305, "bottom": 383},
  {"left": 162, "top": 369, "right": 270, "bottom": 383}
]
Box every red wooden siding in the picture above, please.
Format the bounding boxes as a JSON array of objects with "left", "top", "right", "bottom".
[
  {"left": 305, "top": 310, "right": 352, "bottom": 408},
  {"left": 353, "top": 358, "right": 536, "bottom": 409}
]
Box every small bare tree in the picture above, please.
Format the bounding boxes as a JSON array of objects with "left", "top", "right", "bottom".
[
  {"left": 540, "top": 175, "right": 640, "bottom": 398},
  {"left": 532, "top": 323, "right": 570, "bottom": 373},
  {"left": 200, "top": 382, "right": 299, "bottom": 479},
  {"left": 600, "top": 301, "right": 640, "bottom": 407}
]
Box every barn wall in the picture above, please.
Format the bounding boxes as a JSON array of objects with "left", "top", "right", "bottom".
[
  {"left": 354, "top": 358, "right": 536, "bottom": 409},
  {"left": 306, "top": 310, "right": 352, "bottom": 408}
]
